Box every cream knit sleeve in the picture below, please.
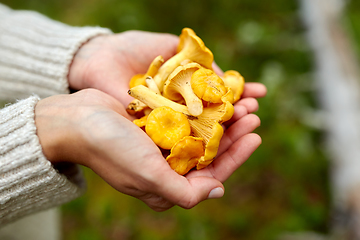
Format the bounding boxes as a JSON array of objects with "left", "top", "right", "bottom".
[
  {"left": 0, "top": 3, "right": 112, "bottom": 101},
  {"left": 0, "top": 96, "right": 86, "bottom": 226},
  {"left": 0, "top": 3, "right": 113, "bottom": 226}
]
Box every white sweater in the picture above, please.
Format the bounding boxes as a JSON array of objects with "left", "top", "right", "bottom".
[{"left": 0, "top": 3, "right": 112, "bottom": 225}]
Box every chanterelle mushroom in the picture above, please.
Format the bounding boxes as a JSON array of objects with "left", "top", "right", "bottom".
[
  {"left": 222, "top": 70, "right": 245, "bottom": 103},
  {"left": 188, "top": 101, "right": 234, "bottom": 169},
  {"left": 133, "top": 115, "right": 148, "bottom": 128},
  {"left": 191, "top": 68, "right": 227, "bottom": 104},
  {"left": 153, "top": 28, "right": 214, "bottom": 92},
  {"left": 145, "top": 106, "right": 191, "bottom": 149},
  {"left": 128, "top": 85, "right": 190, "bottom": 115},
  {"left": 129, "top": 85, "right": 234, "bottom": 167},
  {"left": 163, "top": 62, "right": 203, "bottom": 116},
  {"left": 166, "top": 136, "right": 204, "bottom": 175}
]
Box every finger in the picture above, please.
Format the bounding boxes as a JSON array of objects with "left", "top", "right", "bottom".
[
  {"left": 218, "top": 114, "right": 261, "bottom": 156},
  {"left": 242, "top": 82, "right": 267, "bottom": 98},
  {"left": 237, "top": 97, "right": 259, "bottom": 113},
  {"left": 153, "top": 168, "right": 224, "bottom": 209},
  {"left": 187, "top": 133, "right": 262, "bottom": 183},
  {"left": 212, "top": 133, "right": 261, "bottom": 182}
]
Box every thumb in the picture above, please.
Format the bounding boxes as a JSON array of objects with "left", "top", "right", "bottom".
[{"left": 154, "top": 169, "right": 225, "bottom": 209}]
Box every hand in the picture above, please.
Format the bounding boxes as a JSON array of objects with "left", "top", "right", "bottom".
[
  {"left": 34, "top": 83, "right": 265, "bottom": 211},
  {"left": 68, "top": 30, "right": 179, "bottom": 106}
]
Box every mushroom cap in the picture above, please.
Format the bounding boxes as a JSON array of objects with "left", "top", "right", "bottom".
[
  {"left": 153, "top": 28, "right": 214, "bottom": 92},
  {"left": 187, "top": 101, "right": 234, "bottom": 169},
  {"left": 221, "top": 87, "right": 235, "bottom": 104},
  {"left": 189, "top": 120, "right": 224, "bottom": 169},
  {"left": 198, "top": 100, "right": 234, "bottom": 124},
  {"left": 166, "top": 136, "right": 204, "bottom": 175},
  {"left": 133, "top": 115, "right": 148, "bottom": 128},
  {"left": 222, "top": 70, "right": 245, "bottom": 103},
  {"left": 129, "top": 73, "right": 146, "bottom": 89},
  {"left": 191, "top": 68, "right": 227, "bottom": 103},
  {"left": 145, "top": 106, "right": 191, "bottom": 149},
  {"left": 177, "top": 28, "right": 214, "bottom": 69},
  {"left": 146, "top": 55, "right": 164, "bottom": 76},
  {"left": 196, "top": 123, "right": 224, "bottom": 170}
]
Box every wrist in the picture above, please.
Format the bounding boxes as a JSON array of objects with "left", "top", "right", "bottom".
[
  {"left": 34, "top": 95, "right": 86, "bottom": 165},
  {"left": 68, "top": 35, "right": 110, "bottom": 90}
]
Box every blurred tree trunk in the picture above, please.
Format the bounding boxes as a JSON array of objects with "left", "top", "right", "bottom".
[{"left": 299, "top": 0, "right": 360, "bottom": 239}]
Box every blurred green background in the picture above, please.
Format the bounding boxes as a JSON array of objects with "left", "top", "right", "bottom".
[{"left": 2, "top": 0, "right": 360, "bottom": 239}]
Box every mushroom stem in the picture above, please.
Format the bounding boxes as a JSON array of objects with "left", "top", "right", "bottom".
[
  {"left": 145, "top": 76, "right": 161, "bottom": 94},
  {"left": 163, "top": 63, "right": 204, "bottom": 116},
  {"left": 128, "top": 85, "right": 190, "bottom": 115},
  {"left": 126, "top": 99, "right": 148, "bottom": 115},
  {"left": 153, "top": 54, "right": 187, "bottom": 92},
  {"left": 179, "top": 85, "right": 203, "bottom": 116}
]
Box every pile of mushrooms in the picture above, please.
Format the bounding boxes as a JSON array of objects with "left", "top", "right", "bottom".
[{"left": 127, "top": 28, "right": 245, "bottom": 175}]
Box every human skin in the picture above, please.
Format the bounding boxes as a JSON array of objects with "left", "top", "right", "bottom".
[{"left": 35, "top": 30, "right": 267, "bottom": 211}]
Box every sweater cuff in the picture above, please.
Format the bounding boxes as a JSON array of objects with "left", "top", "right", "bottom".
[
  {"left": 0, "top": 96, "right": 85, "bottom": 226},
  {"left": 0, "top": 4, "right": 112, "bottom": 100}
]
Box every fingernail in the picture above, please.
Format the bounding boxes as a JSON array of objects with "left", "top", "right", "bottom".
[{"left": 207, "top": 187, "right": 224, "bottom": 199}]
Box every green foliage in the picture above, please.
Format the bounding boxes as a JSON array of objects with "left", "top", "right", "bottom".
[{"left": 3, "top": 0, "right": 359, "bottom": 239}]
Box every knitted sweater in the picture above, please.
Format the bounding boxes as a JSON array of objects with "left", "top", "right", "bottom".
[{"left": 0, "top": 3, "right": 112, "bottom": 225}]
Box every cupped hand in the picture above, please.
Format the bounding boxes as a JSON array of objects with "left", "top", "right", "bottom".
[
  {"left": 35, "top": 89, "right": 223, "bottom": 211},
  {"left": 61, "top": 29, "right": 268, "bottom": 210},
  {"left": 34, "top": 84, "right": 265, "bottom": 211}
]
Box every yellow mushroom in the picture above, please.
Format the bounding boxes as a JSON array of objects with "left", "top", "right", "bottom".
[
  {"left": 222, "top": 70, "right": 245, "bottom": 103},
  {"left": 126, "top": 99, "right": 149, "bottom": 116},
  {"left": 129, "top": 85, "right": 234, "bottom": 167},
  {"left": 153, "top": 28, "right": 214, "bottom": 92},
  {"left": 188, "top": 101, "right": 234, "bottom": 169},
  {"left": 145, "top": 106, "right": 191, "bottom": 149},
  {"left": 163, "top": 62, "right": 203, "bottom": 116},
  {"left": 166, "top": 136, "right": 204, "bottom": 175},
  {"left": 195, "top": 123, "right": 224, "bottom": 170},
  {"left": 127, "top": 76, "right": 161, "bottom": 116},
  {"left": 128, "top": 85, "right": 233, "bottom": 122},
  {"left": 129, "top": 55, "right": 164, "bottom": 88},
  {"left": 191, "top": 68, "right": 227, "bottom": 104},
  {"left": 129, "top": 73, "right": 146, "bottom": 89},
  {"left": 133, "top": 115, "right": 148, "bottom": 128},
  {"left": 145, "top": 76, "right": 161, "bottom": 94},
  {"left": 128, "top": 85, "right": 190, "bottom": 115},
  {"left": 221, "top": 87, "right": 235, "bottom": 103}
]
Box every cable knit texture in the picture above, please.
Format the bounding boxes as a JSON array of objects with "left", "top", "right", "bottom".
[
  {"left": 0, "top": 3, "right": 113, "bottom": 226},
  {"left": 0, "top": 96, "right": 85, "bottom": 226},
  {"left": 0, "top": 3, "right": 112, "bottom": 101}
]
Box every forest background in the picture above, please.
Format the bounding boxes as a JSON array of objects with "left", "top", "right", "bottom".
[{"left": 1, "top": 0, "right": 360, "bottom": 239}]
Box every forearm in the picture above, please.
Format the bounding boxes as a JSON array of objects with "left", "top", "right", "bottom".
[
  {"left": 0, "top": 96, "right": 85, "bottom": 226},
  {"left": 0, "top": 3, "right": 112, "bottom": 101}
]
